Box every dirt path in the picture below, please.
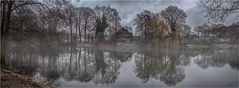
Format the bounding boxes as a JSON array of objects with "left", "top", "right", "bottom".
[{"left": 1, "top": 68, "right": 55, "bottom": 88}]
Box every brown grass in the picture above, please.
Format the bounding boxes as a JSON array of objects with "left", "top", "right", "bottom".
[{"left": 1, "top": 68, "right": 56, "bottom": 88}]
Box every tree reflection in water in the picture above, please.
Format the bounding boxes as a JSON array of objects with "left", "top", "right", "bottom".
[
  {"left": 194, "top": 48, "right": 239, "bottom": 70},
  {"left": 134, "top": 42, "right": 185, "bottom": 86},
  {"left": 4, "top": 41, "right": 239, "bottom": 87}
]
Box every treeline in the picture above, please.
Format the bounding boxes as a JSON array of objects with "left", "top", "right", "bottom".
[
  {"left": 1, "top": 0, "right": 238, "bottom": 55},
  {"left": 1, "top": 0, "right": 193, "bottom": 45},
  {"left": 3, "top": 0, "right": 125, "bottom": 44},
  {"left": 0, "top": 0, "right": 115, "bottom": 64},
  {"left": 1, "top": 0, "right": 238, "bottom": 66},
  {"left": 196, "top": 0, "right": 239, "bottom": 43},
  {"left": 194, "top": 22, "right": 239, "bottom": 43},
  {"left": 134, "top": 6, "right": 190, "bottom": 41}
]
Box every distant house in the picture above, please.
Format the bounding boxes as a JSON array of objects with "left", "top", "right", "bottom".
[{"left": 114, "top": 27, "right": 133, "bottom": 42}]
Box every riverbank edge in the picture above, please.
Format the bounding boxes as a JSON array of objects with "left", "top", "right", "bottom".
[
  {"left": 77, "top": 42, "right": 239, "bottom": 49},
  {"left": 0, "top": 67, "right": 56, "bottom": 88}
]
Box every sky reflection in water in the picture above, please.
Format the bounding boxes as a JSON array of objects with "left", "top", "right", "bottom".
[{"left": 5, "top": 43, "right": 239, "bottom": 87}]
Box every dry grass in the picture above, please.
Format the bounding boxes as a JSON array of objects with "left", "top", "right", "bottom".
[{"left": 1, "top": 68, "right": 56, "bottom": 88}]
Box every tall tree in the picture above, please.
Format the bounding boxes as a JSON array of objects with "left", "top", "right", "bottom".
[
  {"left": 161, "top": 6, "right": 187, "bottom": 32},
  {"left": 95, "top": 15, "right": 109, "bottom": 43},
  {"left": 1, "top": 0, "right": 46, "bottom": 65},
  {"left": 149, "top": 19, "right": 169, "bottom": 40},
  {"left": 94, "top": 6, "right": 121, "bottom": 38},
  {"left": 135, "top": 10, "right": 170, "bottom": 40},
  {"left": 134, "top": 10, "right": 155, "bottom": 39},
  {"left": 79, "top": 7, "right": 96, "bottom": 43},
  {"left": 63, "top": 4, "right": 76, "bottom": 45}
]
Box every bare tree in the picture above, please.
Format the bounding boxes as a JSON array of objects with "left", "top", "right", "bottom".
[
  {"left": 1, "top": 0, "right": 48, "bottom": 65},
  {"left": 79, "top": 7, "right": 96, "bottom": 43},
  {"left": 135, "top": 10, "right": 170, "bottom": 40},
  {"left": 161, "top": 6, "right": 187, "bottom": 32},
  {"left": 134, "top": 10, "right": 155, "bottom": 39},
  {"left": 198, "top": 0, "right": 239, "bottom": 22},
  {"left": 177, "top": 24, "right": 191, "bottom": 37},
  {"left": 94, "top": 6, "right": 121, "bottom": 39},
  {"left": 95, "top": 15, "right": 109, "bottom": 43},
  {"left": 63, "top": 4, "right": 75, "bottom": 45},
  {"left": 109, "top": 8, "right": 121, "bottom": 37},
  {"left": 195, "top": 22, "right": 239, "bottom": 42}
]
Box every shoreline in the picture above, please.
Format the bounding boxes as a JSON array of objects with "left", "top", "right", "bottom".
[
  {"left": 77, "top": 42, "right": 239, "bottom": 49},
  {"left": 1, "top": 43, "right": 238, "bottom": 88},
  {"left": 1, "top": 68, "right": 55, "bottom": 88}
]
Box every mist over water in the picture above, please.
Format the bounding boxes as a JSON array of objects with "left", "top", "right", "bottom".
[
  {"left": 4, "top": 40, "right": 239, "bottom": 87},
  {"left": 1, "top": 0, "right": 239, "bottom": 88}
]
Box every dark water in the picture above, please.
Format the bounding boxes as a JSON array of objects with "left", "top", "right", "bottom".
[{"left": 4, "top": 42, "right": 239, "bottom": 88}]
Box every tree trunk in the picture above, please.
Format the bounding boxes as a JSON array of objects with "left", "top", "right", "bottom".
[
  {"left": 78, "top": 17, "right": 81, "bottom": 42},
  {"left": 69, "top": 17, "right": 73, "bottom": 45},
  {"left": 1, "top": 1, "right": 13, "bottom": 66},
  {"left": 171, "top": 24, "right": 176, "bottom": 32},
  {"left": 84, "top": 19, "right": 87, "bottom": 43},
  {"left": 70, "top": 26, "right": 73, "bottom": 45},
  {"left": 78, "top": 23, "right": 81, "bottom": 42},
  {"left": 1, "top": 3, "right": 7, "bottom": 65}
]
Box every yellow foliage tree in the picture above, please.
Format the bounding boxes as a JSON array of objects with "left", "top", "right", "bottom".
[{"left": 149, "top": 19, "right": 169, "bottom": 40}]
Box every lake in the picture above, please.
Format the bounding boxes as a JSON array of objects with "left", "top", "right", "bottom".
[{"left": 4, "top": 42, "right": 239, "bottom": 88}]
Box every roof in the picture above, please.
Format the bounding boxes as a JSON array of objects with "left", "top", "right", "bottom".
[{"left": 115, "top": 28, "right": 133, "bottom": 39}]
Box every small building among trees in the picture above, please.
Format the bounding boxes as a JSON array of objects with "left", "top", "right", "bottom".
[{"left": 114, "top": 27, "right": 133, "bottom": 42}]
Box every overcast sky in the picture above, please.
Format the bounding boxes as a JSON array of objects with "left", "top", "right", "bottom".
[{"left": 70, "top": 0, "right": 215, "bottom": 29}]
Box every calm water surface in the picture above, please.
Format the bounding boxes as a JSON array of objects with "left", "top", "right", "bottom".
[{"left": 5, "top": 42, "right": 239, "bottom": 88}]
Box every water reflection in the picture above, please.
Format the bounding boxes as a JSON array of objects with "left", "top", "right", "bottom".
[
  {"left": 5, "top": 41, "right": 239, "bottom": 87},
  {"left": 134, "top": 47, "right": 185, "bottom": 86},
  {"left": 193, "top": 48, "right": 239, "bottom": 70}
]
